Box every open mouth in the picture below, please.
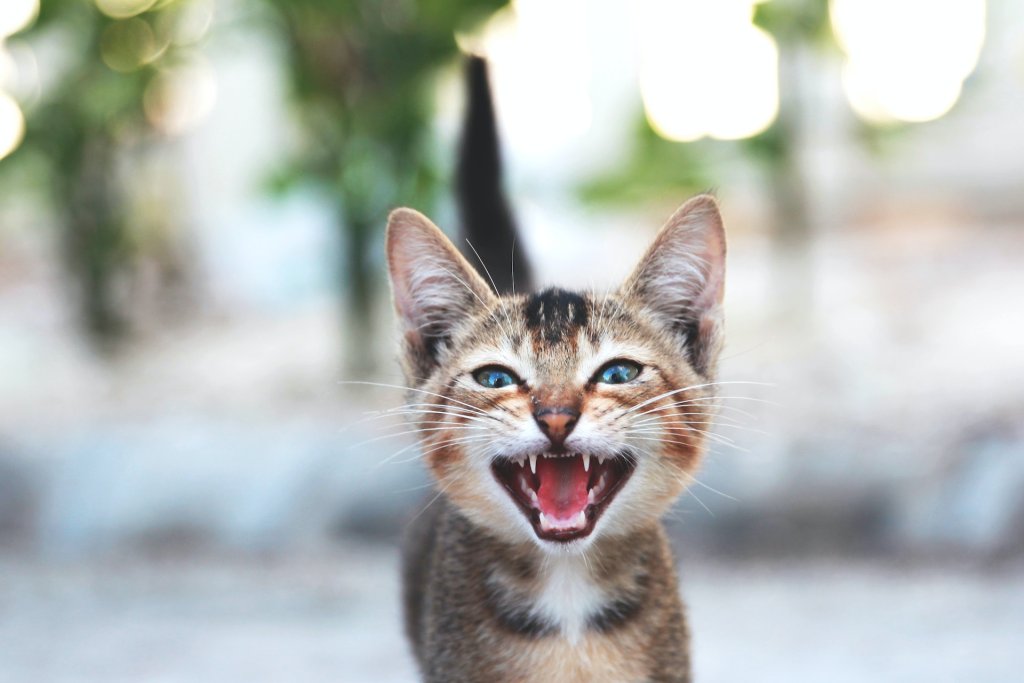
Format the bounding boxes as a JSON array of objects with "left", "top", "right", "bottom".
[{"left": 491, "top": 451, "right": 636, "bottom": 542}]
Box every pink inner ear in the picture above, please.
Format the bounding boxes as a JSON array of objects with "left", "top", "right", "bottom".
[
  {"left": 691, "top": 231, "right": 726, "bottom": 313},
  {"left": 386, "top": 208, "right": 497, "bottom": 342}
]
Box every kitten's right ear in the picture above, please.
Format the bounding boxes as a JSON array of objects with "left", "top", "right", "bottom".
[
  {"left": 621, "top": 195, "right": 727, "bottom": 377},
  {"left": 386, "top": 208, "right": 496, "bottom": 374}
]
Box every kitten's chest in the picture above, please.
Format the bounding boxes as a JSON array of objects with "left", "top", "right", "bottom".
[
  {"left": 485, "top": 557, "right": 650, "bottom": 682},
  {"left": 531, "top": 557, "right": 606, "bottom": 640},
  {"left": 506, "top": 635, "right": 650, "bottom": 683}
]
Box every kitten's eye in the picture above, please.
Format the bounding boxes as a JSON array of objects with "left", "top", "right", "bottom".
[
  {"left": 473, "top": 366, "right": 518, "bottom": 389},
  {"left": 596, "top": 360, "right": 641, "bottom": 385}
]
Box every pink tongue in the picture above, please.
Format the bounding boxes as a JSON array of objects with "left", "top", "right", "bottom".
[{"left": 535, "top": 456, "right": 589, "bottom": 520}]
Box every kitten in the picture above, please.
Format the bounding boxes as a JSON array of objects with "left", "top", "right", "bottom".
[{"left": 387, "top": 194, "right": 726, "bottom": 683}]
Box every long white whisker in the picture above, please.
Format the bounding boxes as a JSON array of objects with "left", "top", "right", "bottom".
[
  {"left": 623, "top": 381, "right": 772, "bottom": 415},
  {"left": 388, "top": 435, "right": 494, "bottom": 466},
  {"left": 633, "top": 418, "right": 767, "bottom": 436},
  {"left": 338, "top": 381, "right": 494, "bottom": 418},
  {"left": 465, "top": 237, "right": 517, "bottom": 336},
  {"left": 350, "top": 424, "right": 487, "bottom": 449},
  {"left": 626, "top": 427, "right": 740, "bottom": 449},
  {"left": 375, "top": 434, "right": 492, "bottom": 469},
  {"left": 438, "top": 265, "right": 516, "bottom": 342},
  {"left": 681, "top": 471, "right": 739, "bottom": 502},
  {"left": 632, "top": 411, "right": 745, "bottom": 426},
  {"left": 377, "top": 402, "right": 500, "bottom": 422},
  {"left": 626, "top": 434, "right": 749, "bottom": 454},
  {"left": 361, "top": 408, "right": 502, "bottom": 429},
  {"left": 631, "top": 397, "right": 768, "bottom": 420}
]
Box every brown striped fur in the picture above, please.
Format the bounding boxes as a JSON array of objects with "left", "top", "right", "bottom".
[{"left": 387, "top": 196, "right": 727, "bottom": 682}]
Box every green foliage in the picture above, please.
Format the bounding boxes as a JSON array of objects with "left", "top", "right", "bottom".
[
  {"left": 257, "top": 0, "right": 508, "bottom": 369},
  {"left": 577, "top": 113, "right": 715, "bottom": 207},
  {"left": 752, "top": 0, "right": 832, "bottom": 47},
  {"left": 263, "top": 0, "right": 505, "bottom": 215},
  {"left": 738, "top": 116, "right": 788, "bottom": 169},
  {"left": 4, "top": 0, "right": 507, "bottom": 357},
  {"left": 581, "top": 0, "right": 835, "bottom": 211},
  {"left": 8, "top": 0, "right": 193, "bottom": 347}
]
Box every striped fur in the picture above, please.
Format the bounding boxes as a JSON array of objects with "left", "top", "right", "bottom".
[{"left": 387, "top": 195, "right": 726, "bottom": 682}]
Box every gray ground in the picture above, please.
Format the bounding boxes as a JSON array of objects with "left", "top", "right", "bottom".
[{"left": 1, "top": 546, "right": 1021, "bottom": 683}]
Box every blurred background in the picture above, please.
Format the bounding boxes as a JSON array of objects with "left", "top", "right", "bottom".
[{"left": 1, "top": 0, "right": 1022, "bottom": 681}]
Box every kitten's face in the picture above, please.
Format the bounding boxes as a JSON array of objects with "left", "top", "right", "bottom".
[{"left": 386, "top": 197, "right": 726, "bottom": 551}]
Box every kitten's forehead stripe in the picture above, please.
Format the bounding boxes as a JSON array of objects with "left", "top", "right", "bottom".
[{"left": 524, "top": 287, "right": 590, "bottom": 346}]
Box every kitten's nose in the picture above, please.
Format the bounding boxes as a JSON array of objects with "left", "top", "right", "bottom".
[{"left": 533, "top": 408, "right": 579, "bottom": 450}]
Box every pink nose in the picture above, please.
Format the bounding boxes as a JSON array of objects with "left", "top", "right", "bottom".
[{"left": 534, "top": 408, "right": 579, "bottom": 449}]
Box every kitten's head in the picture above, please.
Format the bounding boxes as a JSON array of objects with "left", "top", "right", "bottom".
[{"left": 386, "top": 196, "right": 726, "bottom": 551}]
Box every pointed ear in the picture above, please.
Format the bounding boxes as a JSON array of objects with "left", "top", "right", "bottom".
[
  {"left": 386, "top": 208, "right": 496, "bottom": 376},
  {"left": 620, "top": 195, "right": 727, "bottom": 376}
]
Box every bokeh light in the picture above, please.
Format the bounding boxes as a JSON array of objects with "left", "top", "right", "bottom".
[
  {"left": 159, "top": 0, "right": 214, "bottom": 47},
  {"left": 0, "top": 49, "right": 14, "bottom": 89},
  {"left": 143, "top": 56, "right": 216, "bottom": 135},
  {"left": 0, "top": 90, "right": 25, "bottom": 160},
  {"left": 0, "top": 0, "right": 38, "bottom": 38},
  {"left": 100, "top": 17, "right": 167, "bottom": 73},
  {"left": 638, "top": 0, "right": 778, "bottom": 141},
  {"left": 472, "top": 0, "right": 592, "bottom": 155},
  {"left": 95, "top": 0, "right": 158, "bottom": 21},
  {"left": 832, "top": 0, "right": 986, "bottom": 123}
]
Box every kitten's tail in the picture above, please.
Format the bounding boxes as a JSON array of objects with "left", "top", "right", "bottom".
[{"left": 457, "top": 55, "right": 533, "bottom": 295}]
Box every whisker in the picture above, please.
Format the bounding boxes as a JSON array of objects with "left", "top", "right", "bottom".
[
  {"left": 375, "top": 434, "right": 492, "bottom": 469},
  {"left": 626, "top": 434, "right": 749, "bottom": 454},
  {"left": 465, "top": 238, "right": 518, "bottom": 336},
  {"left": 350, "top": 424, "right": 487, "bottom": 449},
  {"left": 633, "top": 418, "right": 767, "bottom": 436},
  {"left": 686, "top": 487, "right": 713, "bottom": 516},
  {"left": 630, "top": 397, "right": 766, "bottom": 420},
  {"left": 626, "top": 427, "right": 740, "bottom": 450},
  {"left": 623, "top": 381, "right": 773, "bottom": 415},
  {"left": 438, "top": 265, "right": 516, "bottom": 342},
  {"left": 338, "top": 381, "right": 494, "bottom": 418},
  {"left": 387, "top": 435, "right": 494, "bottom": 466},
  {"left": 408, "top": 469, "right": 464, "bottom": 523},
  {"left": 682, "top": 471, "right": 739, "bottom": 502},
  {"left": 361, "top": 408, "right": 502, "bottom": 429},
  {"left": 632, "top": 411, "right": 746, "bottom": 426}
]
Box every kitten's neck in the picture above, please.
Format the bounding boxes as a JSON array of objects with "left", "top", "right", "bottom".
[{"left": 450, "top": 504, "right": 667, "bottom": 642}]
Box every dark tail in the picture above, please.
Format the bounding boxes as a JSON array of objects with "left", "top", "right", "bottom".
[{"left": 457, "top": 55, "right": 533, "bottom": 295}]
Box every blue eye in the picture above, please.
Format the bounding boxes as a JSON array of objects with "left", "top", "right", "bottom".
[
  {"left": 597, "top": 361, "right": 641, "bottom": 384},
  {"left": 473, "top": 366, "right": 518, "bottom": 389}
]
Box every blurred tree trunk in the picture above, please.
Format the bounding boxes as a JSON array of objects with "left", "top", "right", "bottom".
[
  {"left": 60, "top": 132, "right": 130, "bottom": 351},
  {"left": 752, "top": 0, "right": 831, "bottom": 325},
  {"left": 341, "top": 205, "right": 376, "bottom": 373},
  {"left": 769, "top": 44, "right": 814, "bottom": 324},
  {"left": 16, "top": 0, "right": 197, "bottom": 353},
  {"left": 260, "top": 0, "right": 509, "bottom": 381}
]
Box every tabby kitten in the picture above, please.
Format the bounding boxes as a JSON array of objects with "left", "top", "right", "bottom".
[{"left": 387, "top": 194, "right": 726, "bottom": 683}]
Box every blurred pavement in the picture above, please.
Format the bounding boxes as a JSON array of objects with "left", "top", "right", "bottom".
[{"left": 1, "top": 547, "right": 1021, "bottom": 683}]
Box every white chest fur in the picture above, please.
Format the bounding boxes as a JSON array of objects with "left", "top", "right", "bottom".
[{"left": 532, "top": 555, "right": 606, "bottom": 643}]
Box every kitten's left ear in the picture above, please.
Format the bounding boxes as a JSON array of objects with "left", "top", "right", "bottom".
[
  {"left": 386, "top": 208, "right": 497, "bottom": 378},
  {"left": 621, "top": 195, "right": 726, "bottom": 376}
]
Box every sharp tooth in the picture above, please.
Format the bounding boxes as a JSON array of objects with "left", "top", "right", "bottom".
[
  {"left": 529, "top": 490, "right": 539, "bottom": 507},
  {"left": 574, "top": 510, "right": 587, "bottom": 528},
  {"left": 597, "top": 454, "right": 606, "bottom": 465},
  {"left": 538, "top": 511, "right": 549, "bottom": 530},
  {"left": 582, "top": 453, "right": 591, "bottom": 472},
  {"left": 529, "top": 454, "right": 537, "bottom": 474}
]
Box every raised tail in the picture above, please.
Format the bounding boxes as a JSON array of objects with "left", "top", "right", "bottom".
[{"left": 457, "top": 55, "right": 533, "bottom": 295}]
